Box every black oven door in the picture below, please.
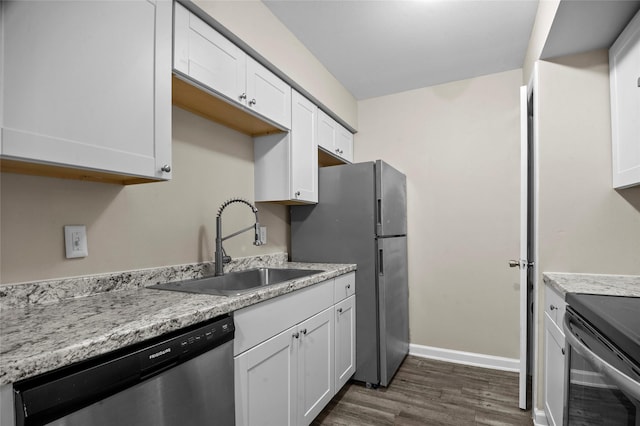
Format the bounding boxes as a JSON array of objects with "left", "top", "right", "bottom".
[{"left": 563, "top": 310, "right": 640, "bottom": 426}]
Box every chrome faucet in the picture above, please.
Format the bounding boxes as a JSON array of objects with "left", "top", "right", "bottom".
[{"left": 215, "top": 198, "right": 263, "bottom": 276}]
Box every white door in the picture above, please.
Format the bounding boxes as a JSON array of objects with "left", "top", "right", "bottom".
[
  {"left": 291, "top": 91, "right": 318, "bottom": 203},
  {"left": 297, "top": 308, "right": 334, "bottom": 425},
  {"left": 334, "top": 295, "right": 356, "bottom": 390},
  {"left": 515, "top": 85, "right": 530, "bottom": 410},
  {"left": 235, "top": 327, "right": 297, "bottom": 426},
  {"left": 246, "top": 57, "right": 291, "bottom": 129}
]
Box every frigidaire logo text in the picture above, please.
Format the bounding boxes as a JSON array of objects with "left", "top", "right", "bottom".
[{"left": 149, "top": 348, "right": 171, "bottom": 360}]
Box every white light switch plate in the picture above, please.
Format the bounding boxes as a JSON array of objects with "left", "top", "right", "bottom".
[{"left": 64, "top": 225, "right": 88, "bottom": 258}]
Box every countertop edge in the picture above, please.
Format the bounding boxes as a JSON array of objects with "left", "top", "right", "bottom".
[{"left": 543, "top": 272, "right": 640, "bottom": 299}]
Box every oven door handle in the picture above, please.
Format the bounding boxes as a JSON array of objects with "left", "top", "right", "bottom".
[{"left": 564, "top": 315, "right": 640, "bottom": 401}]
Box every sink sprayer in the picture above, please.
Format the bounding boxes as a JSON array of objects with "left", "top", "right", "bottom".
[{"left": 215, "top": 198, "right": 263, "bottom": 276}]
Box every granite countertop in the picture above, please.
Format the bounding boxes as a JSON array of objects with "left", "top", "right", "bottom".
[
  {"left": 0, "top": 256, "right": 356, "bottom": 386},
  {"left": 543, "top": 272, "right": 640, "bottom": 298}
]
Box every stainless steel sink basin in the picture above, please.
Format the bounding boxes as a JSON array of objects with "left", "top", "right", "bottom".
[{"left": 148, "top": 268, "right": 324, "bottom": 296}]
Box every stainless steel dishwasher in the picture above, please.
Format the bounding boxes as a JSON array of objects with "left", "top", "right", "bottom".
[{"left": 13, "top": 314, "right": 235, "bottom": 426}]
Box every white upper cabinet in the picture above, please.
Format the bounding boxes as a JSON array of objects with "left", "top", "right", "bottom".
[
  {"left": 173, "top": 3, "right": 291, "bottom": 130},
  {"left": 610, "top": 10, "right": 640, "bottom": 189},
  {"left": 317, "top": 110, "right": 353, "bottom": 163},
  {"left": 174, "top": 3, "right": 246, "bottom": 106},
  {"left": 254, "top": 90, "right": 318, "bottom": 204},
  {"left": 1, "top": 0, "right": 172, "bottom": 184},
  {"left": 246, "top": 58, "right": 292, "bottom": 129}
]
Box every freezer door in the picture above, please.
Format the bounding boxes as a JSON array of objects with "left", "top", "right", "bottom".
[
  {"left": 376, "top": 160, "right": 407, "bottom": 237},
  {"left": 377, "top": 236, "right": 409, "bottom": 387}
]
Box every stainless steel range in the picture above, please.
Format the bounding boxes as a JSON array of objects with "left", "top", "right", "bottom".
[{"left": 563, "top": 294, "right": 640, "bottom": 425}]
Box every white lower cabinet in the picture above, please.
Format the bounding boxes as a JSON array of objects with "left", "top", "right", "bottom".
[
  {"left": 297, "top": 308, "right": 334, "bottom": 425},
  {"left": 235, "top": 325, "right": 297, "bottom": 426},
  {"left": 234, "top": 274, "right": 355, "bottom": 426},
  {"left": 543, "top": 285, "right": 567, "bottom": 426},
  {"left": 334, "top": 295, "right": 356, "bottom": 390}
]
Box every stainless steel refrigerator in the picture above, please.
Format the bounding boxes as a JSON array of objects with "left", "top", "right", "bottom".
[{"left": 290, "top": 160, "right": 409, "bottom": 387}]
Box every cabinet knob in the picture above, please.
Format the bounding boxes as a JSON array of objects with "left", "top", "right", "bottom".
[
  {"left": 239, "top": 93, "right": 247, "bottom": 100},
  {"left": 561, "top": 348, "right": 565, "bottom": 355},
  {"left": 301, "top": 328, "right": 307, "bottom": 335},
  {"left": 335, "top": 148, "right": 340, "bottom": 153},
  {"left": 337, "top": 308, "right": 343, "bottom": 314},
  {"left": 346, "top": 284, "right": 351, "bottom": 289},
  {"left": 249, "top": 98, "right": 257, "bottom": 106},
  {"left": 293, "top": 332, "right": 299, "bottom": 339},
  {"left": 161, "top": 164, "right": 171, "bottom": 173},
  {"left": 295, "top": 191, "right": 301, "bottom": 197},
  {"left": 550, "top": 305, "right": 556, "bottom": 311}
]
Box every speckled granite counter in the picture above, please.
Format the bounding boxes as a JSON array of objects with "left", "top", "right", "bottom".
[
  {"left": 543, "top": 272, "right": 640, "bottom": 298},
  {"left": 0, "top": 254, "right": 356, "bottom": 386}
]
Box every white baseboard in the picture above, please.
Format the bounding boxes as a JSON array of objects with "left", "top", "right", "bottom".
[
  {"left": 409, "top": 343, "right": 520, "bottom": 372},
  {"left": 533, "top": 408, "right": 548, "bottom": 425}
]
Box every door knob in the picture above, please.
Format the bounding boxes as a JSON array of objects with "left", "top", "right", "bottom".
[{"left": 509, "top": 260, "right": 520, "bottom": 268}]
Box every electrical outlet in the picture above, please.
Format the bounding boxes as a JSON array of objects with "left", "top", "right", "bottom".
[
  {"left": 64, "top": 225, "right": 88, "bottom": 258},
  {"left": 259, "top": 226, "right": 267, "bottom": 245}
]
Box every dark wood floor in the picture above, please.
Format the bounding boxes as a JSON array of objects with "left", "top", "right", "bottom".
[{"left": 313, "top": 356, "right": 533, "bottom": 426}]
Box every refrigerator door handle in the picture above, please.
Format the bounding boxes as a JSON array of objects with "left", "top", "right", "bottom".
[
  {"left": 379, "top": 248, "right": 384, "bottom": 275},
  {"left": 377, "top": 199, "right": 382, "bottom": 227}
]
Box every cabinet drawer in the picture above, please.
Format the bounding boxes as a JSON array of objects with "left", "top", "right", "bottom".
[
  {"left": 334, "top": 272, "right": 356, "bottom": 303},
  {"left": 234, "top": 279, "right": 334, "bottom": 356},
  {"left": 545, "top": 285, "right": 566, "bottom": 327}
]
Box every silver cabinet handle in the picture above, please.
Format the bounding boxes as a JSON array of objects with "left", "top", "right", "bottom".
[
  {"left": 249, "top": 99, "right": 257, "bottom": 106},
  {"left": 239, "top": 93, "right": 247, "bottom": 100},
  {"left": 161, "top": 164, "right": 171, "bottom": 173}
]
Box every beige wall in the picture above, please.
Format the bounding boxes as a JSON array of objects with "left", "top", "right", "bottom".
[
  {"left": 356, "top": 69, "right": 523, "bottom": 359},
  {"left": 0, "top": 107, "right": 289, "bottom": 284},
  {"left": 535, "top": 49, "right": 640, "bottom": 407},
  {"left": 194, "top": 0, "right": 358, "bottom": 130}
]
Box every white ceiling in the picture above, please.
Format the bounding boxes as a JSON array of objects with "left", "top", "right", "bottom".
[
  {"left": 263, "top": 0, "right": 640, "bottom": 101},
  {"left": 264, "top": 0, "right": 539, "bottom": 100}
]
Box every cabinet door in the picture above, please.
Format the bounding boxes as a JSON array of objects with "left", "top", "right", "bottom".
[
  {"left": 544, "top": 313, "right": 565, "bottom": 426},
  {"left": 317, "top": 109, "right": 337, "bottom": 153},
  {"left": 173, "top": 3, "right": 246, "bottom": 106},
  {"left": 1, "top": 0, "right": 172, "bottom": 180},
  {"left": 336, "top": 126, "right": 354, "bottom": 163},
  {"left": 335, "top": 295, "right": 356, "bottom": 391},
  {"left": 291, "top": 91, "right": 318, "bottom": 203},
  {"left": 610, "top": 11, "right": 640, "bottom": 189},
  {"left": 298, "top": 307, "right": 334, "bottom": 426},
  {"left": 246, "top": 57, "right": 291, "bottom": 129},
  {"left": 235, "top": 326, "right": 298, "bottom": 426}
]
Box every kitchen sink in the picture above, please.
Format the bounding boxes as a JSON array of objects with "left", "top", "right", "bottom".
[{"left": 148, "top": 268, "right": 324, "bottom": 296}]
